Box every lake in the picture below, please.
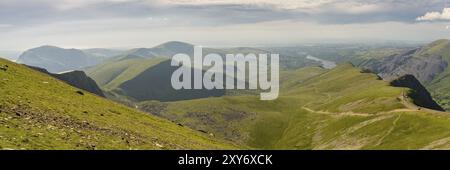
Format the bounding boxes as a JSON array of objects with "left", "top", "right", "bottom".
[{"left": 306, "top": 55, "right": 337, "bottom": 69}]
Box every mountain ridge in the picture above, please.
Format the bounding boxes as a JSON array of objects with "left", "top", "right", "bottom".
[
  {"left": 137, "top": 63, "right": 450, "bottom": 149},
  {"left": 27, "top": 65, "right": 105, "bottom": 97},
  {"left": 390, "top": 75, "right": 444, "bottom": 111},
  {"left": 359, "top": 39, "right": 450, "bottom": 111},
  {"left": 17, "top": 45, "right": 107, "bottom": 73}
]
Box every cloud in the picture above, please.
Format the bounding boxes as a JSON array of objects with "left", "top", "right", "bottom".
[
  {"left": 0, "top": 24, "right": 13, "bottom": 28},
  {"left": 163, "top": 0, "right": 334, "bottom": 10},
  {"left": 417, "top": 8, "right": 450, "bottom": 21},
  {"left": 160, "top": 0, "right": 446, "bottom": 24},
  {"left": 0, "top": 0, "right": 443, "bottom": 28},
  {"left": 1, "top": 0, "right": 450, "bottom": 50}
]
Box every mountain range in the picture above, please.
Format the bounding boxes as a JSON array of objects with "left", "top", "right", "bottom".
[
  {"left": 2, "top": 40, "right": 450, "bottom": 150},
  {"left": 138, "top": 63, "right": 450, "bottom": 149},
  {"left": 17, "top": 46, "right": 120, "bottom": 73},
  {"left": 358, "top": 39, "right": 450, "bottom": 111},
  {"left": 85, "top": 41, "right": 318, "bottom": 102}
]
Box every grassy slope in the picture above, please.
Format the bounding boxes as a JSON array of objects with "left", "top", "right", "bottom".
[
  {"left": 355, "top": 40, "right": 450, "bottom": 111},
  {"left": 140, "top": 64, "right": 450, "bottom": 149},
  {"left": 422, "top": 40, "right": 450, "bottom": 111},
  {"left": 0, "top": 58, "right": 239, "bottom": 150},
  {"left": 85, "top": 57, "right": 167, "bottom": 91}
]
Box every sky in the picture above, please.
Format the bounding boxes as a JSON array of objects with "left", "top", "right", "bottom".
[{"left": 1, "top": 0, "right": 450, "bottom": 50}]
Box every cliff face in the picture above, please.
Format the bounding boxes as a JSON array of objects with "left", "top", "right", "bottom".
[
  {"left": 27, "top": 65, "right": 105, "bottom": 97},
  {"left": 361, "top": 49, "right": 448, "bottom": 84},
  {"left": 390, "top": 75, "right": 444, "bottom": 111},
  {"left": 359, "top": 39, "right": 450, "bottom": 111}
]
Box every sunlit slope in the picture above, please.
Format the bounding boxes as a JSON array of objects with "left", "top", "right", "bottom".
[
  {"left": 140, "top": 64, "right": 450, "bottom": 149},
  {"left": 85, "top": 57, "right": 167, "bottom": 91},
  {"left": 286, "top": 64, "right": 406, "bottom": 114},
  {"left": 423, "top": 39, "right": 450, "bottom": 111},
  {"left": 0, "top": 58, "right": 239, "bottom": 150},
  {"left": 357, "top": 39, "right": 450, "bottom": 111}
]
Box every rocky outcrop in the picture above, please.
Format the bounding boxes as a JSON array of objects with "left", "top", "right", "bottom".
[
  {"left": 390, "top": 75, "right": 444, "bottom": 111},
  {"left": 360, "top": 49, "right": 448, "bottom": 84},
  {"left": 358, "top": 40, "right": 450, "bottom": 111}
]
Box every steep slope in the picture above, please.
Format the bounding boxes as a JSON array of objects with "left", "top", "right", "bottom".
[
  {"left": 117, "top": 60, "right": 226, "bottom": 102},
  {"left": 360, "top": 48, "right": 448, "bottom": 83},
  {"left": 84, "top": 42, "right": 195, "bottom": 94},
  {"left": 85, "top": 57, "right": 167, "bottom": 91},
  {"left": 424, "top": 40, "right": 450, "bottom": 111},
  {"left": 390, "top": 75, "right": 444, "bottom": 111},
  {"left": 0, "top": 58, "right": 239, "bottom": 150},
  {"left": 139, "top": 64, "right": 450, "bottom": 149},
  {"left": 359, "top": 39, "right": 450, "bottom": 111},
  {"left": 28, "top": 66, "right": 105, "bottom": 97},
  {"left": 17, "top": 46, "right": 104, "bottom": 73},
  {"left": 53, "top": 71, "right": 105, "bottom": 97},
  {"left": 86, "top": 41, "right": 318, "bottom": 103}
]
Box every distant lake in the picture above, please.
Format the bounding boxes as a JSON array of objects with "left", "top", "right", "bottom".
[{"left": 306, "top": 55, "right": 337, "bottom": 69}]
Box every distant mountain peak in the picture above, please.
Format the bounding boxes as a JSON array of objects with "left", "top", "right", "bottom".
[
  {"left": 430, "top": 39, "right": 450, "bottom": 45},
  {"left": 427, "top": 39, "right": 450, "bottom": 48},
  {"left": 418, "top": 39, "right": 450, "bottom": 57},
  {"left": 120, "top": 41, "right": 195, "bottom": 59},
  {"left": 37, "top": 45, "right": 59, "bottom": 48},
  {"left": 29, "top": 45, "right": 64, "bottom": 51},
  {"left": 17, "top": 45, "right": 104, "bottom": 73},
  {"left": 155, "top": 41, "right": 194, "bottom": 49}
]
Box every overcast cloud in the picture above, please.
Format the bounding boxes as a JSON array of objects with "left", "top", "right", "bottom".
[{"left": 0, "top": 0, "right": 449, "bottom": 50}]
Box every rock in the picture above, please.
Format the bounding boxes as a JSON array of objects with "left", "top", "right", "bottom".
[
  {"left": 390, "top": 75, "right": 445, "bottom": 111},
  {"left": 360, "top": 48, "right": 448, "bottom": 84},
  {"left": 155, "top": 142, "right": 163, "bottom": 148},
  {"left": 76, "top": 91, "right": 84, "bottom": 95}
]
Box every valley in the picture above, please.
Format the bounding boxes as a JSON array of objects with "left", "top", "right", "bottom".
[
  {"left": 2, "top": 40, "right": 450, "bottom": 150},
  {"left": 137, "top": 64, "right": 450, "bottom": 149}
]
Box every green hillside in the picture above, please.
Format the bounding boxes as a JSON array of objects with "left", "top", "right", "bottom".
[
  {"left": 351, "top": 39, "right": 450, "bottom": 111},
  {"left": 422, "top": 40, "right": 450, "bottom": 111},
  {"left": 85, "top": 42, "right": 319, "bottom": 103},
  {"left": 85, "top": 57, "right": 167, "bottom": 91},
  {"left": 139, "top": 64, "right": 450, "bottom": 149},
  {"left": 0, "top": 58, "right": 239, "bottom": 150}
]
